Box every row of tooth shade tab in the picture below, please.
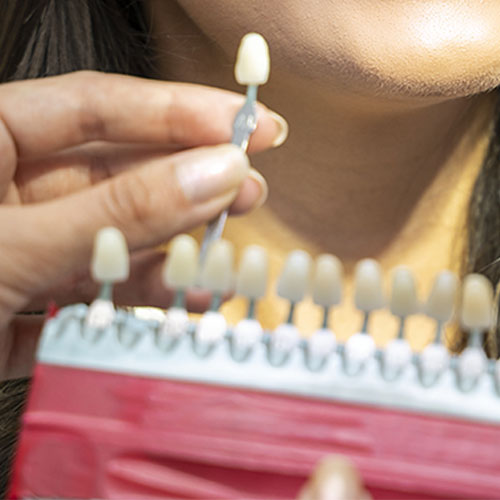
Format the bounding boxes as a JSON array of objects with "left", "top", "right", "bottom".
[{"left": 85, "top": 229, "right": 497, "bottom": 390}]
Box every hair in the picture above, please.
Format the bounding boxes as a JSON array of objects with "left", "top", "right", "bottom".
[{"left": 0, "top": 0, "right": 499, "bottom": 495}]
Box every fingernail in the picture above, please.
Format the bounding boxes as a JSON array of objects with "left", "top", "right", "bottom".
[
  {"left": 177, "top": 145, "right": 250, "bottom": 203},
  {"left": 268, "top": 110, "right": 289, "bottom": 147},
  {"left": 247, "top": 168, "right": 268, "bottom": 210},
  {"left": 318, "top": 474, "right": 351, "bottom": 500}
]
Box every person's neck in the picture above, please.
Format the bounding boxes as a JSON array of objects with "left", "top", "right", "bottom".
[{"left": 149, "top": 1, "right": 495, "bottom": 275}]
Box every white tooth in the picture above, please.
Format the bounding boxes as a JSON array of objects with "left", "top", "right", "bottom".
[
  {"left": 389, "top": 266, "right": 418, "bottom": 317},
  {"left": 85, "top": 298, "right": 115, "bottom": 329},
  {"left": 277, "top": 250, "right": 312, "bottom": 303},
  {"left": 419, "top": 343, "right": 450, "bottom": 377},
  {"left": 233, "top": 318, "right": 263, "bottom": 350},
  {"left": 312, "top": 254, "right": 343, "bottom": 307},
  {"left": 383, "top": 338, "right": 412, "bottom": 372},
  {"left": 457, "top": 347, "right": 487, "bottom": 382},
  {"left": 236, "top": 245, "right": 269, "bottom": 299},
  {"left": 425, "top": 270, "right": 458, "bottom": 322},
  {"left": 460, "top": 274, "right": 494, "bottom": 331},
  {"left": 200, "top": 240, "right": 235, "bottom": 294},
  {"left": 272, "top": 323, "right": 300, "bottom": 352},
  {"left": 344, "top": 332, "right": 376, "bottom": 365},
  {"left": 91, "top": 227, "right": 129, "bottom": 283},
  {"left": 195, "top": 311, "right": 227, "bottom": 345},
  {"left": 354, "top": 259, "right": 385, "bottom": 312},
  {"left": 308, "top": 329, "right": 337, "bottom": 359},
  {"left": 159, "top": 307, "right": 189, "bottom": 341},
  {"left": 234, "top": 33, "right": 270, "bottom": 86},
  {"left": 163, "top": 234, "right": 199, "bottom": 289}
]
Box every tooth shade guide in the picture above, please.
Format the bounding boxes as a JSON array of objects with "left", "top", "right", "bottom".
[
  {"left": 425, "top": 270, "right": 459, "bottom": 323},
  {"left": 389, "top": 266, "right": 419, "bottom": 319},
  {"left": 163, "top": 234, "right": 199, "bottom": 291},
  {"left": 234, "top": 32, "right": 270, "bottom": 86},
  {"left": 91, "top": 227, "right": 130, "bottom": 283}
]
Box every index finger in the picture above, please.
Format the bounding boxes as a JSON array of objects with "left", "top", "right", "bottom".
[{"left": 0, "top": 71, "right": 287, "bottom": 159}]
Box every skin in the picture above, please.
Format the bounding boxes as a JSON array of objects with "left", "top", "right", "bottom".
[{"left": 148, "top": 0, "right": 499, "bottom": 347}]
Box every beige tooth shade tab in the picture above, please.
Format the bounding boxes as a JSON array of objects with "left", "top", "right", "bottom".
[
  {"left": 277, "top": 250, "right": 312, "bottom": 303},
  {"left": 91, "top": 227, "right": 130, "bottom": 283},
  {"left": 389, "top": 266, "right": 418, "bottom": 318},
  {"left": 354, "top": 259, "right": 385, "bottom": 312},
  {"left": 162, "top": 234, "right": 199, "bottom": 289},
  {"left": 460, "top": 273, "right": 494, "bottom": 331},
  {"left": 312, "top": 254, "right": 343, "bottom": 307},
  {"left": 425, "top": 270, "right": 459, "bottom": 323},
  {"left": 236, "top": 245, "right": 269, "bottom": 299},
  {"left": 234, "top": 33, "right": 270, "bottom": 86},
  {"left": 200, "top": 239, "right": 235, "bottom": 294}
]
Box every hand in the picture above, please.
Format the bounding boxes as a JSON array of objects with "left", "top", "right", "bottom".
[
  {"left": 298, "top": 456, "right": 372, "bottom": 500},
  {"left": 0, "top": 71, "right": 287, "bottom": 379}
]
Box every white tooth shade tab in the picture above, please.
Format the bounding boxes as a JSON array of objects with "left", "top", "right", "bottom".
[
  {"left": 425, "top": 270, "right": 458, "bottom": 322},
  {"left": 420, "top": 343, "right": 450, "bottom": 377},
  {"left": 272, "top": 323, "right": 300, "bottom": 352},
  {"left": 163, "top": 234, "right": 199, "bottom": 289},
  {"left": 160, "top": 307, "right": 189, "bottom": 339},
  {"left": 234, "top": 33, "right": 270, "bottom": 85},
  {"left": 312, "top": 254, "right": 343, "bottom": 307},
  {"left": 354, "top": 259, "right": 385, "bottom": 312},
  {"left": 195, "top": 311, "right": 227, "bottom": 345},
  {"left": 233, "top": 318, "right": 263, "bottom": 350},
  {"left": 389, "top": 266, "right": 418, "bottom": 317},
  {"left": 457, "top": 347, "right": 487, "bottom": 382},
  {"left": 308, "top": 329, "right": 337, "bottom": 359},
  {"left": 460, "top": 274, "right": 494, "bottom": 331},
  {"left": 91, "top": 227, "right": 129, "bottom": 283},
  {"left": 200, "top": 239, "right": 235, "bottom": 294},
  {"left": 277, "top": 250, "right": 312, "bottom": 303},
  {"left": 236, "top": 245, "right": 269, "bottom": 299},
  {"left": 85, "top": 298, "right": 116, "bottom": 329},
  {"left": 383, "top": 338, "right": 412, "bottom": 372},
  {"left": 345, "top": 332, "right": 376, "bottom": 365}
]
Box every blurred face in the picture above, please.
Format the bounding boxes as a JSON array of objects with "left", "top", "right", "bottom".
[{"left": 175, "top": 0, "right": 500, "bottom": 99}]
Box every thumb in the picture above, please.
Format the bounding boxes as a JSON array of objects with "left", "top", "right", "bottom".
[
  {"left": 298, "top": 456, "right": 371, "bottom": 500},
  {"left": 0, "top": 144, "right": 249, "bottom": 314}
]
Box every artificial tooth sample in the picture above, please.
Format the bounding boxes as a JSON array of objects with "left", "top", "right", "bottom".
[
  {"left": 457, "top": 274, "right": 493, "bottom": 387},
  {"left": 344, "top": 259, "right": 384, "bottom": 373},
  {"left": 271, "top": 250, "right": 312, "bottom": 362},
  {"left": 234, "top": 33, "right": 270, "bottom": 86},
  {"left": 425, "top": 270, "right": 458, "bottom": 324},
  {"left": 419, "top": 270, "right": 458, "bottom": 383},
  {"left": 86, "top": 227, "right": 129, "bottom": 329},
  {"left": 200, "top": 33, "right": 270, "bottom": 261},
  {"left": 91, "top": 227, "right": 130, "bottom": 283},
  {"left": 308, "top": 254, "right": 343, "bottom": 363},
  {"left": 195, "top": 239, "right": 234, "bottom": 349},
  {"left": 383, "top": 267, "right": 418, "bottom": 377},
  {"left": 159, "top": 234, "right": 199, "bottom": 342},
  {"left": 233, "top": 245, "right": 269, "bottom": 356}
]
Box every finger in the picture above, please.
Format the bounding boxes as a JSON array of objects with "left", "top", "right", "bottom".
[
  {"left": 15, "top": 143, "right": 185, "bottom": 203},
  {"left": 298, "top": 456, "right": 370, "bottom": 500},
  {"left": 15, "top": 143, "right": 268, "bottom": 210},
  {"left": 0, "top": 144, "right": 250, "bottom": 314},
  {"left": 229, "top": 168, "right": 268, "bottom": 215},
  {"left": 0, "top": 71, "right": 287, "bottom": 159}
]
